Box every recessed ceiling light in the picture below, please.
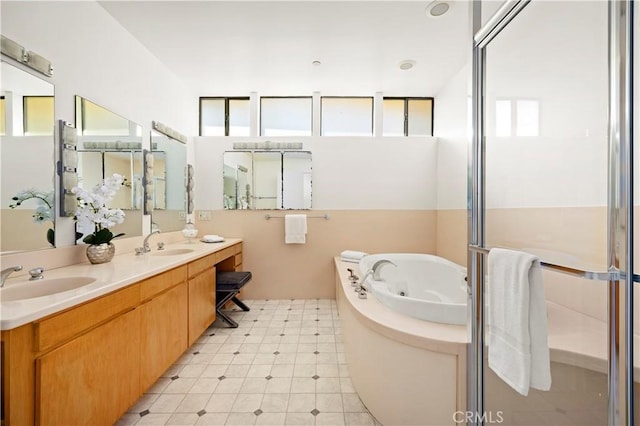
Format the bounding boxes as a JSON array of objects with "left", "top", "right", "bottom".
[
  {"left": 312, "top": 60, "right": 322, "bottom": 66},
  {"left": 399, "top": 60, "right": 415, "bottom": 70},
  {"left": 426, "top": 1, "right": 451, "bottom": 18}
]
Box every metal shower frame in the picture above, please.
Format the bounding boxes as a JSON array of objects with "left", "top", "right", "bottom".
[{"left": 467, "top": 1, "right": 635, "bottom": 425}]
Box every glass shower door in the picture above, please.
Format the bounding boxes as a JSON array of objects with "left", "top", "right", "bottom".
[{"left": 473, "top": 1, "right": 632, "bottom": 424}]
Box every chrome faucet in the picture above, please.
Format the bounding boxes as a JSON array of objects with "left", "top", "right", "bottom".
[
  {"left": 355, "top": 259, "right": 397, "bottom": 294},
  {"left": 1, "top": 265, "right": 23, "bottom": 287},
  {"left": 138, "top": 229, "right": 161, "bottom": 254}
]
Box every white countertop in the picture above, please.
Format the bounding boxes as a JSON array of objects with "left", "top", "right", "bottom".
[{"left": 0, "top": 239, "right": 241, "bottom": 330}]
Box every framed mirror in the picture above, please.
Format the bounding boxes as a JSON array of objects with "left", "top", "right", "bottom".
[
  {"left": 1, "top": 60, "right": 55, "bottom": 253},
  {"left": 150, "top": 129, "right": 187, "bottom": 232},
  {"left": 75, "top": 96, "right": 143, "bottom": 241},
  {"left": 223, "top": 150, "right": 312, "bottom": 210}
]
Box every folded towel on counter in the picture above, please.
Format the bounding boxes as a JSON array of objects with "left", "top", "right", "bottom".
[
  {"left": 488, "top": 248, "right": 551, "bottom": 396},
  {"left": 340, "top": 250, "right": 368, "bottom": 263},
  {"left": 285, "top": 214, "right": 307, "bottom": 244},
  {"left": 201, "top": 234, "right": 225, "bottom": 243}
]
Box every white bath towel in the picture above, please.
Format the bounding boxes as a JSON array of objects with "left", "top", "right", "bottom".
[
  {"left": 285, "top": 214, "right": 307, "bottom": 244},
  {"left": 488, "top": 248, "right": 551, "bottom": 396},
  {"left": 340, "top": 250, "right": 368, "bottom": 263}
]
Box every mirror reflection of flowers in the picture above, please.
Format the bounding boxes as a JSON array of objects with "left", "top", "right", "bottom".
[
  {"left": 9, "top": 189, "right": 55, "bottom": 246},
  {"left": 72, "top": 173, "right": 126, "bottom": 245}
]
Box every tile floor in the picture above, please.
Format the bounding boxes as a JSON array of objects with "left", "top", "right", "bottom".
[{"left": 116, "top": 299, "right": 380, "bottom": 426}]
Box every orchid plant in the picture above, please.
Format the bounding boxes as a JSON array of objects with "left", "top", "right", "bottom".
[
  {"left": 9, "top": 189, "right": 55, "bottom": 245},
  {"left": 72, "top": 173, "right": 126, "bottom": 245}
]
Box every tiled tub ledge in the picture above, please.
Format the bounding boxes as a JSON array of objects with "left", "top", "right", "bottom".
[{"left": 0, "top": 238, "right": 242, "bottom": 330}]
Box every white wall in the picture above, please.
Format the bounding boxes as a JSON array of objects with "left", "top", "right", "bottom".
[
  {"left": 195, "top": 136, "right": 438, "bottom": 211},
  {"left": 434, "top": 64, "right": 469, "bottom": 210},
  {"left": 1, "top": 1, "right": 196, "bottom": 246}
]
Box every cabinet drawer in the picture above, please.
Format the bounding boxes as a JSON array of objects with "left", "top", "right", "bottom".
[
  {"left": 35, "top": 285, "right": 139, "bottom": 353},
  {"left": 140, "top": 265, "right": 187, "bottom": 301},
  {"left": 188, "top": 253, "right": 216, "bottom": 279},
  {"left": 234, "top": 253, "right": 243, "bottom": 267},
  {"left": 215, "top": 246, "right": 236, "bottom": 264}
]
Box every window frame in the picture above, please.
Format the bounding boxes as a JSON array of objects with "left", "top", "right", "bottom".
[
  {"left": 383, "top": 96, "right": 434, "bottom": 136},
  {"left": 199, "top": 96, "right": 250, "bottom": 136}
]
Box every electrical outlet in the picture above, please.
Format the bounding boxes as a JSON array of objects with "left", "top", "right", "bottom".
[{"left": 198, "top": 210, "right": 212, "bottom": 221}]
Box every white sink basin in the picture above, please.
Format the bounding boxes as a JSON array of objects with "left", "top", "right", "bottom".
[
  {"left": 1, "top": 276, "right": 97, "bottom": 302},
  {"left": 151, "top": 248, "right": 195, "bottom": 256}
]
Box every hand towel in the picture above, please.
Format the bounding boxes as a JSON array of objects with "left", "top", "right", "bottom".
[
  {"left": 285, "top": 214, "right": 307, "bottom": 244},
  {"left": 340, "top": 250, "right": 368, "bottom": 263},
  {"left": 488, "top": 248, "right": 551, "bottom": 396}
]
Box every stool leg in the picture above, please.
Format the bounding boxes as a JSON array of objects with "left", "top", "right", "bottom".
[
  {"left": 217, "top": 310, "right": 239, "bottom": 328},
  {"left": 231, "top": 297, "right": 250, "bottom": 312}
]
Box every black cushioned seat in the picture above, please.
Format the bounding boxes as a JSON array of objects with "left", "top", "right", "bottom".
[{"left": 216, "top": 271, "right": 252, "bottom": 328}]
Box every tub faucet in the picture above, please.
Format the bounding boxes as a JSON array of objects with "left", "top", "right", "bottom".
[
  {"left": 1, "top": 265, "right": 22, "bottom": 287},
  {"left": 355, "top": 259, "right": 397, "bottom": 293}
]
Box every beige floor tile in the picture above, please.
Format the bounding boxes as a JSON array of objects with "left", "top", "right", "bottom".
[
  {"left": 240, "top": 378, "right": 268, "bottom": 394},
  {"left": 265, "top": 377, "right": 292, "bottom": 394},
  {"left": 149, "top": 393, "right": 186, "bottom": 413},
  {"left": 214, "top": 378, "right": 244, "bottom": 393},
  {"left": 195, "top": 412, "right": 228, "bottom": 425},
  {"left": 189, "top": 378, "right": 220, "bottom": 394},
  {"left": 246, "top": 364, "right": 272, "bottom": 378},
  {"left": 202, "top": 365, "right": 228, "bottom": 378},
  {"left": 315, "top": 412, "right": 346, "bottom": 426},
  {"left": 316, "top": 364, "right": 339, "bottom": 378},
  {"left": 137, "top": 413, "right": 173, "bottom": 425},
  {"left": 315, "top": 378, "right": 340, "bottom": 393},
  {"left": 167, "top": 412, "right": 200, "bottom": 425},
  {"left": 206, "top": 394, "right": 238, "bottom": 412},
  {"left": 342, "top": 394, "right": 367, "bottom": 413},
  {"left": 270, "top": 364, "right": 294, "bottom": 378},
  {"left": 316, "top": 393, "right": 344, "bottom": 413},
  {"left": 231, "top": 393, "right": 264, "bottom": 413},
  {"left": 344, "top": 412, "right": 375, "bottom": 426},
  {"left": 175, "top": 394, "right": 211, "bottom": 413},
  {"left": 261, "top": 394, "right": 289, "bottom": 413},
  {"left": 290, "top": 378, "right": 315, "bottom": 393},
  {"left": 225, "top": 364, "right": 251, "bottom": 378},
  {"left": 287, "top": 394, "right": 315, "bottom": 413},
  {"left": 293, "top": 364, "right": 316, "bottom": 378},
  {"left": 255, "top": 412, "right": 287, "bottom": 426},
  {"left": 224, "top": 412, "right": 257, "bottom": 425},
  {"left": 284, "top": 412, "right": 315, "bottom": 426}
]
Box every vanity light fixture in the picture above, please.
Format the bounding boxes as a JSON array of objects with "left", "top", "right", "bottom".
[
  {"left": 1, "top": 35, "right": 53, "bottom": 77},
  {"left": 399, "top": 60, "right": 416, "bottom": 70},
  {"left": 425, "top": 1, "right": 452, "bottom": 18},
  {"left": 58, "top": 120, "right": 79, "bottom": 217},
  {"left": 232, "top": 141, "right": 303, "bottom": 150},
  {"left": 152, "top": 121, "right": 188, "bottom": 144}
]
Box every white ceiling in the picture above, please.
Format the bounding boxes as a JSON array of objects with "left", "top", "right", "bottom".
[{"left": 100, "top": 1, "right": 470, "bottom": 97}]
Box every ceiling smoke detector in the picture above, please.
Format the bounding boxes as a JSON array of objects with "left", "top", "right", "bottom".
[
  {"left": 399, "top": 60, "right": 416, "bottom": 71},
  {"left": 426, "top": 1, "right": 451, "bottom": 18}
]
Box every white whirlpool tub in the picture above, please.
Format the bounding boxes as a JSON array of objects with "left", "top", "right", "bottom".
[{"left": 359, "top": 253, "right": 468, "bottom": 325}]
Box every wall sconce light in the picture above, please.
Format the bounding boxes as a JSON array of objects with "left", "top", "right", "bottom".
[
  {"left": 186, "top": 164, "right": 194, "bottom": 215},
  {"left": 152, "top": 121, "right": 188, "bottom": 144},
  {"left": 58, "top": 120, "right": 78, "bottom": 217},
  {"left": 142, "top": 149, "right": 154, "bottom": 215},
  {"left": 1, "top": 35, "right": 53, "bottom": 77},
  {"left": 233, "top": 141, "right": 303, "bottom": 150}
]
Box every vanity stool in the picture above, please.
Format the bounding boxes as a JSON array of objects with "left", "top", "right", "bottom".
[{"left": 215, "top": 271, "right": 252, "bottom": 328}]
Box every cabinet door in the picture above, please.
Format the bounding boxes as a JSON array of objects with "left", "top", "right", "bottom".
[
  {"left": 140, "top": 282, "right": 188, "bottom": 390},
  {"left": 36, "top": 308, "right": 141, "bottom": 426},
  {"left": 188, "top": 266, "right": 215, "bottom": 345}
]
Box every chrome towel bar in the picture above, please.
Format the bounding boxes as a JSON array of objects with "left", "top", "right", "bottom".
[
  {"left": 264, "top": 214, "right": 329, "bottom": 220},
  {"left": 468, "top": 245, "right": 616, "bottom": 281}
]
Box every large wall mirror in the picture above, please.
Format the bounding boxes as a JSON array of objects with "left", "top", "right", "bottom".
[
  {"left": 223, "top": 151, "right": 312, "bottom": 210},
  {"left": 150, "top": 129, "right": 186, "bottom": 232},
  {"left": 75, "top": 95, "right": 143, "bottom": 241},
  {"left": 1, "top": 60, "right": 55, "bottom": 253}
]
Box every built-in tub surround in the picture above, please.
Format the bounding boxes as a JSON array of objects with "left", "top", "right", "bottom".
[
  {"left": 360, "top": 253, "right": 468, "bottom": 325},
  {"left": 335, "top": 258, "right": 467, "bottom": 425}
]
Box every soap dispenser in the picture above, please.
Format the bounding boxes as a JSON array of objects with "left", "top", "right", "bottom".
[{"left": 182, "top": 220, "right": 198, "bottom": 243}]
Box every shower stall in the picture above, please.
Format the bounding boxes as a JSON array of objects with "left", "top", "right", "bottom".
[{"left": 467, "top": 1, "right": 637, "bottom": 425}]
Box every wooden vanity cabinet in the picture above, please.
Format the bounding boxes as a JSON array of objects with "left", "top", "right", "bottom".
[
  {"left": 36, "top": 309, "right": 141, "bottom": 425},
  {"left": 139, "top": 266, "right": 189, "bottom": 391},
  {"left": 1, "top": 242, "right": 242, "bottom": 425},
  {"left": 187, "top": 254, "right": 216, "bottom": 346}
]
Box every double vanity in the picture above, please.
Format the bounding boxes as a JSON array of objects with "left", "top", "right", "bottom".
[{"left": 1, "top": 239, "right": 243, "bottom": 425}]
